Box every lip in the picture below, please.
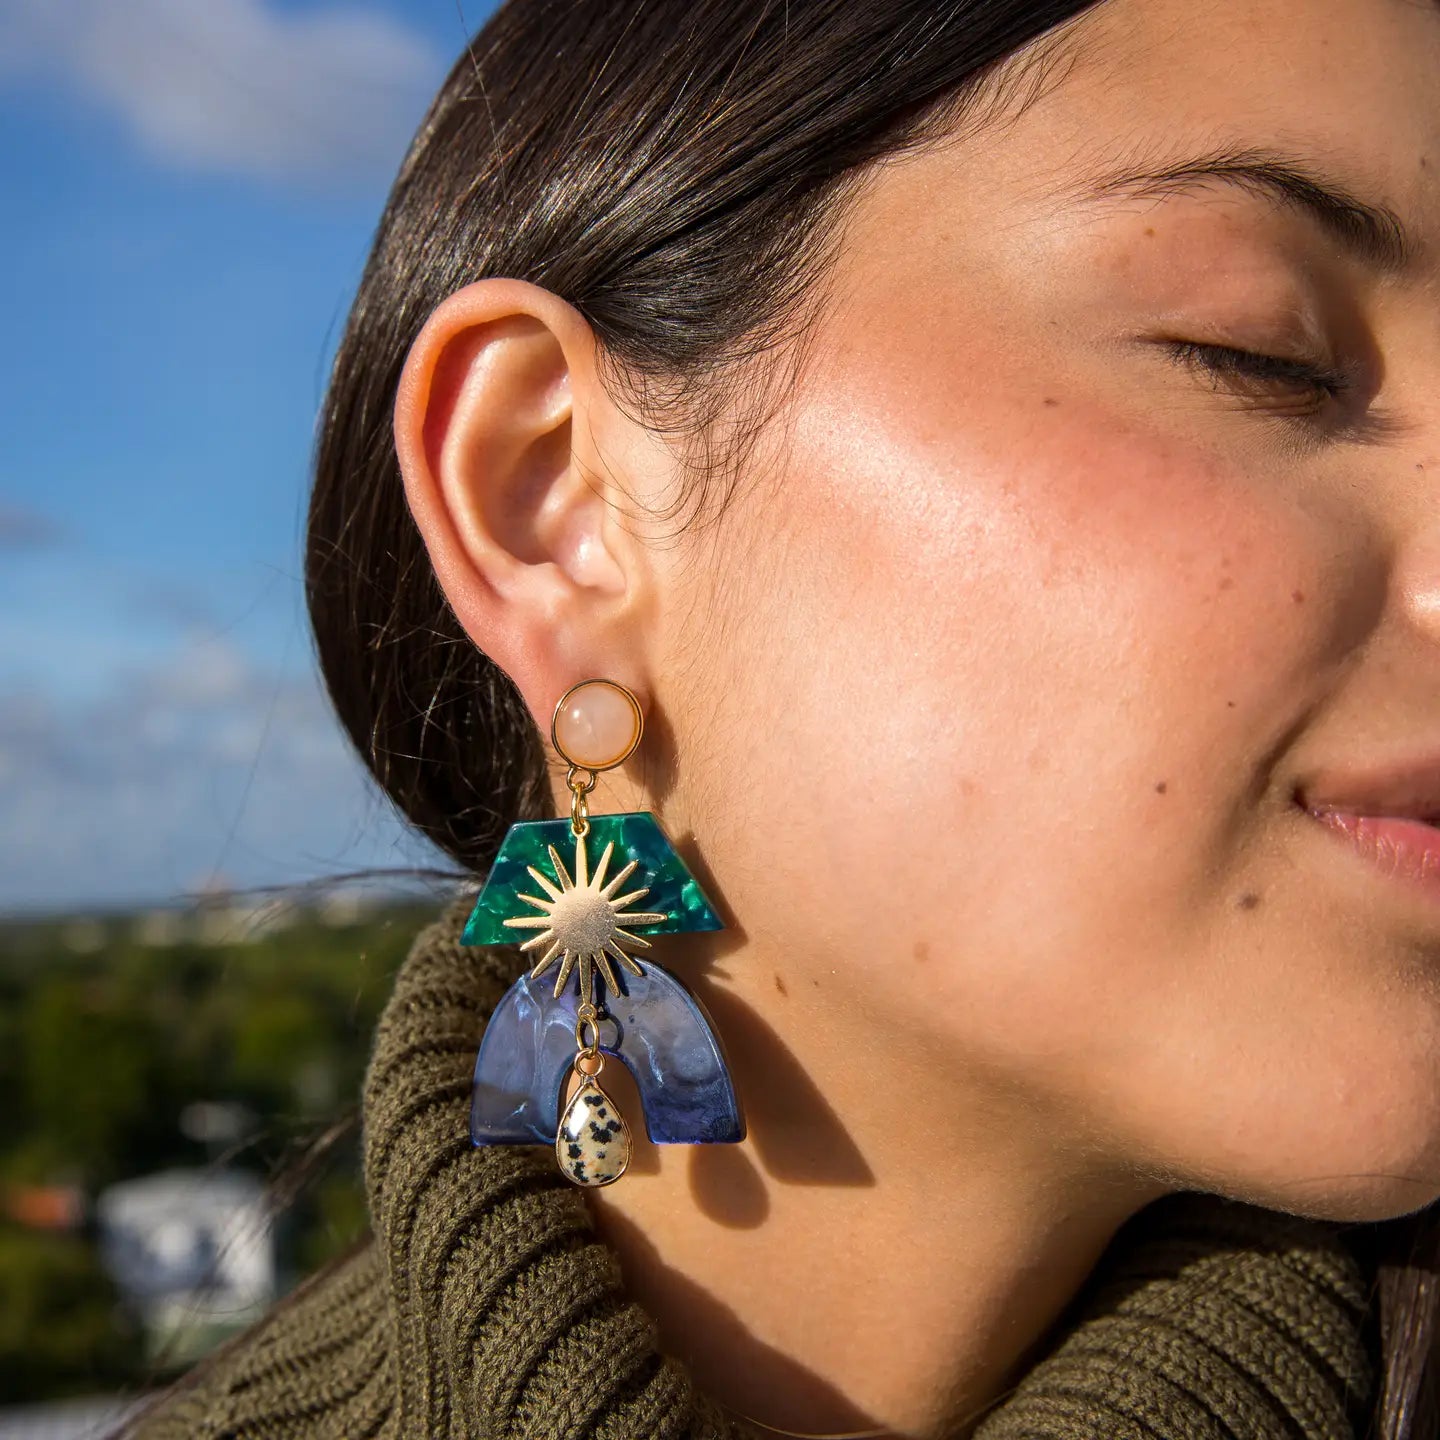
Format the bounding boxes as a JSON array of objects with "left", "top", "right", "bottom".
[
  {"left": 1303, "top": 807, "right": 1440, "bottom": 898},
  {"left": 1299, "top": 754, "right": 1440, "bottom": 828}
]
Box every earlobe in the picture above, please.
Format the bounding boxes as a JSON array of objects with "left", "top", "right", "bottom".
[{"left": 392, "top": 278, "right": 634, "bottom": 712}]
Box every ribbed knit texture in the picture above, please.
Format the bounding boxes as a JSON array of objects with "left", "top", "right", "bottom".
[{"left": 132, "top": 889, "right": 1378, "bottom": 1439}]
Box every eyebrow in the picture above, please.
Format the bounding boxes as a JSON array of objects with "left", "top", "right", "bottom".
[{"left": 1069, "top": 145, "right": 1420, "bottom": 276}]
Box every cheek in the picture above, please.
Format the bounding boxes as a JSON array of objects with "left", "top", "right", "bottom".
[
  {"left": 694, "top": 346, "right": 1353, "bottom": 1069},
  {"left": 674, "top": 306, "right": 1440, "bottom": 1217},
  {"left": 742, "top": 362, "right": 1333, "bottom": 882}
]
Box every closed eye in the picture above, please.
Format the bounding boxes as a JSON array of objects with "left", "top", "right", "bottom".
[{"left": 1164, "top": 340, "right": 1355, "bottom": 409}]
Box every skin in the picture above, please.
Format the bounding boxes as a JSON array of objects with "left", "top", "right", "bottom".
[{"left": 392, "top": 0, "right": 1440, "bottom": 1433}]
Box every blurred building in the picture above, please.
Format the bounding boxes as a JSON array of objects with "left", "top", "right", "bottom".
[
  {"left": 0, "top": 1183, "right": 85, "bottom": 1231},
  {"left": 129, "top": 879, "right": 384, "bottom": 949},
  {"left": 95, "top": 1169, "right": 275, "bottom": 1365},
  {"left": 0, "top": 1395, "right": 147, "bottom": 1440}
]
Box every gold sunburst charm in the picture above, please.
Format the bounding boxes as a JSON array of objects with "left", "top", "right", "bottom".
[{"left": 501, "top": 830, "right": 668, "bottom": 1002}]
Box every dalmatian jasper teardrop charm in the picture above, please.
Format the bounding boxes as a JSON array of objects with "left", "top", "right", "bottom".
[{"left": 556, "top": 1060, "right": 630, "bottom": 1187}]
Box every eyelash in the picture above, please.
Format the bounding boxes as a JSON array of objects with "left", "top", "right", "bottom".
[{"left": 1164, "top": 340, "right": 1355, "bottom": 408}]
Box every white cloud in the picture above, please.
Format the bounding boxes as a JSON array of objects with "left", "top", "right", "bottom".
[
  {"left": 0, "top": 0, "right": 445, "bottom": 190},
  {"left": 132, "top": 629, "right": 254, "bottom": 707},
  {"left": 0, "top": 626, "right": 457, "bottom": 913}
]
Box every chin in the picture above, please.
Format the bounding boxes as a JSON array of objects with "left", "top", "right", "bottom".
[
  {"left": 1204, "top": 1129, "right": 1440, "bottom": 1225},
  {"left": 1132, "top": 1088, "right": 1440, "bottom": 1226},
  {"left": 1249, "top": 1182, "right": 1440, "bottom": 1227}
]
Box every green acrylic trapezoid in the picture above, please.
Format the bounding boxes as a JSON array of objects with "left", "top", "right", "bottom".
[{"left": 462, "top": 811, "right": 725, "bottom": 946}]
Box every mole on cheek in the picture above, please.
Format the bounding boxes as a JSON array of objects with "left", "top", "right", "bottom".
[
  {"left": 1237, "top": 892, "right": 1262, "bottom": 911},
  {"left": 1154, "top": 781, "right": 1168, "bottom": 795},
  {"left": 774, "top": 973, "right": 787, "bottom": 997},
  {"left": 1292, "top": 590, "right": 1306, "bottom": 604}
]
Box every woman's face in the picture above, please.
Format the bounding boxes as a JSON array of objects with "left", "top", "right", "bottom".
[{"left": 653, "top": 0, "right": 1440, "bottom": 1221}]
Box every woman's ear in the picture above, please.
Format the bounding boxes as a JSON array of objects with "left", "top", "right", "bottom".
[{"left": 393, "top": 277, "right": 651, "bottom": 725}]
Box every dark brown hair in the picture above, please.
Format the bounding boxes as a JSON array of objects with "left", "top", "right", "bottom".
[
  {"left": 304, "top": 0, "right": 1110, "bottom": 874},
  {"left": 305, "top": 1, "right": 1440, "bottom": 1436}
]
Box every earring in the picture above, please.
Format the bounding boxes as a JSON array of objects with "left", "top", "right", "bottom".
[{"left": 462, "top": 677, "right": 745, "bottom": 1188}]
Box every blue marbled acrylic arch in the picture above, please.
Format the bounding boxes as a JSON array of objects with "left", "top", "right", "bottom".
[{"left": 470, "top": 960, "right": 745, "bottom": 1146}]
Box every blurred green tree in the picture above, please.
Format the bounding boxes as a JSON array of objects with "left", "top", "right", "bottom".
[{"left": 0, "top": 1226, "right": 142, "bottom": 1401}]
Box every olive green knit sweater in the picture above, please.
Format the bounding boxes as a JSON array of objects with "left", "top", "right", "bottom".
[{"left": 132, "top": 889, "right": 1378, "bottom": 1439}]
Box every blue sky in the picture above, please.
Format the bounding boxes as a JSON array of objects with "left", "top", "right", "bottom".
[{"left": 0, "top": 0, "right": 501, "bottom": 913}]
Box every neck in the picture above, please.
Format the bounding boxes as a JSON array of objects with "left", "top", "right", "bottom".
[{"left": 586, "top": 939, "right": 1168, "bottom": 1438}]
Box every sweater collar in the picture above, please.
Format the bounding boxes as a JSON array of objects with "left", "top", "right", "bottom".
[{"left": 362, "top": 889, "right": 1377, "bottom": 1438}]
